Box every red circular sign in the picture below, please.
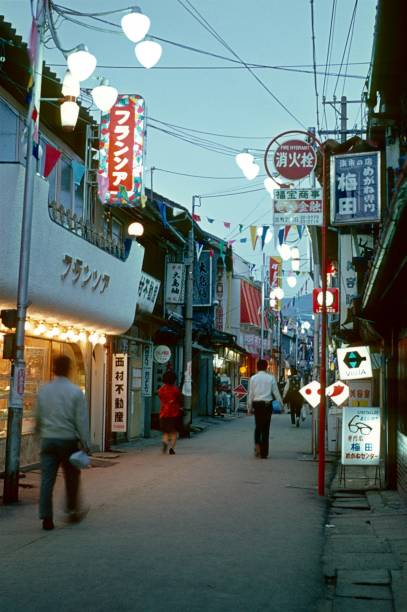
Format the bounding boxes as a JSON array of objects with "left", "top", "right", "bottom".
[{"left": 273, "top": 139, "right": 316, "bottom": 181}]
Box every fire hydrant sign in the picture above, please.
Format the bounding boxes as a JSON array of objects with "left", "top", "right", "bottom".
[
  {"left": 154, "top": 344, "right": 171, "bottom": 364},
  {"left": 341, "top": 407, "right": 380, "bottom": 465},
  {"left": 274, "top": 139, "right": 316, "bottom": 181},
  {"left": 337, "top": 346, "right": 372, "bottom": 380}
]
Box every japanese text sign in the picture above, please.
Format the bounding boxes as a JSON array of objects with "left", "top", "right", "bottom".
[
  {"left": 348, "top": 380, "right": 372, "bottom": 407},
  {"left": 274, "top": 140, "right": 316, "bottom": 181},
  {"left": 313, "top": 288, "right": 339, "bottom": 314},
  {"left": 137, "top": 272, "right": 160, "bottom": 313},
  {"left": 111, "top": 353, "right": 128, "bottom": 433},
  {"left": 331, "top": 151, "right": 381, "bottom": 225},
  {"left": 341, "top": 406, "right": 380, "bottom": 465},
  {"left": 165, "top": 263, "right": 185, "bottom": 304},
  {"left": 99, "top": 95, "right": 145, "bottom": 206},
  {"left": 193, "top": 250, "right": 212, "bottom": 306},
  {"left": 142, "top": 345, "right": 153, "bottom": 397},
  {"left": 269, "top": 256, "right": 282, "bottom": 312},
  {"left": 273, "top": 196, "right": 322, "bottom": 226}
]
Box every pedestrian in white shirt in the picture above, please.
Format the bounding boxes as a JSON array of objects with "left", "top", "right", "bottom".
[{"left": 247, "top": 359, "right": 283, "bottom": 458}]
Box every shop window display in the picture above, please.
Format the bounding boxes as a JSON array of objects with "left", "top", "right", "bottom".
[{"left": 0, "top": 336, "right": 85, "bottom": 469}]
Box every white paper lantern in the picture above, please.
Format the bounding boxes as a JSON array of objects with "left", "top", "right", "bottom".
[
  {"left": 67, "top": 47, "right": 97, "bottom": 81},
  {"left": 91, "top": 81, "right": 118, "bottom": 112},
  {"left": 62, "top": 70, "right": 80, "bottom": 97},
  {"left": 60, "top": 100, "right": 79, "bottom": 131},
  {"left": 121, "top": 10, "right": 150, "bottom": 43},
  {"left": 287, "top": 275, "right": 297, "bottom": 288},
  {"left": 135, "top": 40, "right": 162, "bottom": 69},
  {"left": 277, "top": 243, "right": 291, "bottom": 261}
]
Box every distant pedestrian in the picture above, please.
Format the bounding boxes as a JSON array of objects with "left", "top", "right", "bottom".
[
  {"left": 247, "top": 359, "right": 283, "bottom": 459},
  {"left": 35, "top": 355, "right": 90, "bottom": 531},
  {"left": 158, "top": 371, "right": 183, "bottom": 455},
  {"left": 283, "top": 366, "right": 304, "bottom": 427}
]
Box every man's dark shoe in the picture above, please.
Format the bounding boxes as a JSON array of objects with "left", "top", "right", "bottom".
[
  {"left": 169, "top": 448, "right": 176, "bottom": 455},
  {"left": 42, "top": 518, "right": 54, "bottom": 530}
]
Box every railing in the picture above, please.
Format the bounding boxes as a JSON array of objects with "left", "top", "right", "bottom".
[{"left": 48, "top": 201, "right": 127, "bottom": 261}]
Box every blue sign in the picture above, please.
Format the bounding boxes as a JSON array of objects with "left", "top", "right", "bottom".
[
  {"left": 193, "top": 250, "right": 212, "bottom": 306},
  {"left": 331, "top": 151, "right": 381, "bottom": 225}
]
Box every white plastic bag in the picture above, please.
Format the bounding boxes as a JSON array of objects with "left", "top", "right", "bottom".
[{"left": 69, "top": 450, "right": 91, "bottom": 470}]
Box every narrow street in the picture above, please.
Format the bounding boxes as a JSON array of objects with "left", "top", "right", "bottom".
[{"left": 0, "top": 414, "right": 327, "bottom": 612}]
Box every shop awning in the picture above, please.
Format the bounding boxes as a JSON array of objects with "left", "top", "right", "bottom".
[{"left": 240, "top": 280, "right": 268, "bottom": 328}]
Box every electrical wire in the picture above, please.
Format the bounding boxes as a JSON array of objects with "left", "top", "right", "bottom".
[
  {"left": 152, "top": 167, "right": 265, "bottom": 180},
  {"left": 340, "top": 1, "right": 358, "bottom": 97},
  {"left": 310, "top": 0, "right": 321, "bottom": 136},
  {"left": 176, "top": 0, "right": 308, "bottom": 130},
  {"left": 322, "top": 0, "right": 337, "bottom": 131},
  {"left": 332, "top": 0, "right": 358, "bottom": 99}
]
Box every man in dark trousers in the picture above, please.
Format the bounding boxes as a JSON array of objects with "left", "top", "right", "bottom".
[
  {"left": 283, "top": 366, "right": 304, "bottom": 427},
  {"left": 247, "top": 359, "right": 283, "bottom": 459},
  {"left": 35, "top": 355, "right": 90, "bottom": 530}
]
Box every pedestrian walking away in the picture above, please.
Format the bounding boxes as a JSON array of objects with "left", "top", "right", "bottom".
[
  {"left": 158, "top": 371, "right": 183, "bottom": 455},
  {"left": 34, "top": 355, "right": 90, "bottom": 531},
  {"left": 247, "top": 359, "right": 283, "bottom": 459},
  {"left": 283, "top": 366, "right": 304, "bottom": 428}
]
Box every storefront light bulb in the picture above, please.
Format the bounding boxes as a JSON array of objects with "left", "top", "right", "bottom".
[
  {"left": 89, "top": 332, "right": 99, "bottom": 344},
  {"left": 78, "top": 331, "right": 87, "bottom": 343},
  {"left": 59, "top": 331, "right": 67, "bottom": 341},
  {"left": 98, "top": 335, "right": 107, "bottom": 345},
  {"left": 34, "top": 322, "right": 46, "bottom": 335},
  {"left": 25, "top": 320, "right": 32, "bottom": 331},
  {"left": 128, "top": 222, "right": 144, "bottom": 237}
]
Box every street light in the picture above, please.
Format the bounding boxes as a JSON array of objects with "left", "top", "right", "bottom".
[
  {"left": 135, "top": 39, "right": 162, "bottom": 69},
  {"left": 121, "top": 8, "right": 151, "bottom": 42},
  {"left": 91, "top": 79, "right": 118, "bottom": 112},
  {"left": 128, "top": 221, "right": 144, "bottom": 237},
  {"left": 67, "top": 45, "right": 97, "bottom": 81}
]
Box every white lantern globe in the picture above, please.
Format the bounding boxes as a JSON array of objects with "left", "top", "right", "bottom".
[
  {"left": 67, "top": 46, "right": 97, "bottom": 82},
  {"left": 235, "top": 150, "right": 253, "bottom": 170},
  {"left": 292, "top": 258, "right": 300, "bottom": 272},
  {"left": 290, "top": 247, "right": 300, "bottom": 260},
  {"left": 91, "top": 80, "right": 118, "bottom": 112},
  {"left": 242, "top": 162, "right": 260, "bottom": 180},
  {"left": 287, "top": 275, "right": 297, "bottom": 288},
  {"left": 62, "top": 70, "right": 80, "bottom": 97},
  {"left": 274, "top": 287, "right": 285, "bottom": 300},
  {"left": 128, "top": 222, "right": 144, "bottom": 237},
  {"left": 60, "top": 100, "right": 79, "bottom": 132},
  {"left": 135, "top": 40, "right": 162, "bottom": 69},
  {"left": 121, "top": 10, "right": 150, "bottom": 43},
  {"left": 303, "top": 321, "right": 311, "bottom": 330},
  {"left": 277, "top": 243, "right": 291, "bottom": 261},
  {"left": 265, "top": 228, "right": 273, "bottom": 244}
]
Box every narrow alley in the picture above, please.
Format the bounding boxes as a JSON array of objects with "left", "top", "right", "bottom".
[{"left": 0, "top": 414, "right": 326, "bottom": 612}]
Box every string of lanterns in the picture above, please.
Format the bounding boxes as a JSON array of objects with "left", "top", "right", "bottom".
[{"left": 0, "top": 318, "right": 107, "bottom": 346}]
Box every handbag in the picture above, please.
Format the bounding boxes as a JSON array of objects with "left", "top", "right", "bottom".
[
  {"left": 272, "top": 399, "right": 281, "bottom": 414},
  {"left": 69, "top": 450, "right": 91, "bottom": 470}
]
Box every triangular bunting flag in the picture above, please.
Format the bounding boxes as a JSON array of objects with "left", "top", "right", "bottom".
[
  {"left": 239, "top": 224, "right": 244, "bottom": 233},
  {"left": 284, "top": 225, "right": 291, "bottom": 240},
  {"left": 278, "top": 228, "right": 284, "bottom": 245},
  {"left": 72, "top": 160, "right": 85, "bottom": 187},
  {"left": 249, "top": 226, "right": 258, "bottom": 251},
  {"left": 297, "top": 225, "right": 303, "bottom": 240},
  {"left": 97, "top": 173, "right": 109, "bottom": 201},
  {"left": 44, "top": 143, "right": 61, "bottom": 178},
  {"left": 207, "top": 217, "right": 214, "bottom": 223},
  {"left": 224, "top": 221, "right": 231, "bottom": 229},
  {"left": 239, "top": 238, "right": 248, "bottom": 243},
  {"left": 260, "top": 225, "right": 269, "bottom": 251},
  {"left": 159, "top": 202, "right": 168, "bottom": 227},
  {"left": 227, "top": 240, "right": 236, "bottom": 246},
  {"left": 192, "top": 214, "right": 201, "bottom": 222},
  {"left": 195, "top": 242, "right": 204, "bottom": 260}
]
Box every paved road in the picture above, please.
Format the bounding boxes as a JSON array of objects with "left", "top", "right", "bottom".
[{"left": 1, "top": 413, "right": 327, "bottom": 612}]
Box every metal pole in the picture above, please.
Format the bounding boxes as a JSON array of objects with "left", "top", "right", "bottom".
[
  {"left": 318, "top": 148, "right": 329, "bottom": 496},
  {"left": 182, "top": 196, "right": 196, "bottom": 432},
  {"left": 3, "top": 2, "right": 46, "bottom": 503},
  {"left": 260, "top": 253, "right": 265, "bottom": 359},
  {"left": 340, "top": 96, "right": 347, "bottom": 144},
  {"left": 150, "top": 166, "right": 155, "bottom": 200}
]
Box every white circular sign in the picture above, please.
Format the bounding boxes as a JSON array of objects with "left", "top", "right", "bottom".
[
  {"left": 154, "top": 344, "right": 171, "bottom": 364},
  {"left": 317, "top": 290, "right": 334, "bottom": 307}
]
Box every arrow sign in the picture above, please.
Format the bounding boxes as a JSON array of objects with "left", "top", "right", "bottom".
[{"left": 343, "top": 351, "right": 366, "bottom": 369}]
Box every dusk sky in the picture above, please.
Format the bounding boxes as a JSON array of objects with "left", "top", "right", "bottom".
[{"left": 2, "top": 0, "right": 377, "bottom": 289}]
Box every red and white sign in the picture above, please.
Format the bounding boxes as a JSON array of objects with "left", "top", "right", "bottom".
[
  {"left": 274, "top": 139, "right": 316, "bottom": 181},
  {"left": 299, "top": 380, "right": 321, "bottom": 408},
  {"left": 326, "top": 381, "right": 349, "bottom": 406},
  {"left": 154, "top": 345, "right": 171, "bottom": 364},
  {"left": 99, "top": 95, "right": 145, "bottom": 206},
  {"left": 313, "top": 288, "right": 339, "bottom": 314},
  {"left": 233, "top": 384, "right": 248, "bottom": 400}
]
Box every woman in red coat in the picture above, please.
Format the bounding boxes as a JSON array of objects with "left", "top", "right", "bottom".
[{"left": 158, "top": 371, "right": 183, "bottom": 454}]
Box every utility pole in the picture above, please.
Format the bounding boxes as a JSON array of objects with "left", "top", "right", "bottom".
[
  {"left": 3, "top": 2, "right": 46, "bottom": 503},
  {"left": 182, "top": 196, "right": 198, "bottom": 432},
  {"left": 320, "top": 96, "right": 365, "bottom": 141},
  {"left": 260, "top": 253, "right": 265, "bottom": 359}
]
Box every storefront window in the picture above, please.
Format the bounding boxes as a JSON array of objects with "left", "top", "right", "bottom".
[
  {"left": 0, "top": 97, "right": 19, "bottom": 162},
  {"left": 0, "top": 336, "right": 85, "bottom": 466}
]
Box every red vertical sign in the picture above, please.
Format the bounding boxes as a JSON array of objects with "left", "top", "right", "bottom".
[{"left": 108, "top": 101, "right": 136, "bottom": 194}]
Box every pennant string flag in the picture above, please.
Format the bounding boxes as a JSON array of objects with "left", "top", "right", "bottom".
[
  {"left": 44, "top": 144, "right": 61, "bottom": 178},
  {"left": 97, "top": 173, "right": 109, "bottom": 201},
  {"left": 192, "top": 214, "right": 201, "bottom": 222},
  {"left": 278, "top": 228, "right": 284, "bottom": 245},
  {"left": 260, "top": 225, "right": 269, "bottom": 251},
  {"left": 158, "top": 202, "right": 168, "bottom": 226},
  {"left": 72, "top": 160, "right": 85, "bottom": 188},
  {"left": 249, "top": 226, "right": 258, "bottom": 251},
  {"left": 207, "top": 217, "right": 214, "bottom": 223},
  {"left": 224, "top": 221, "right": 231, "bottom": 229},
  {"left": 195, "top": 242, "right": 204, "bottom": 261},
  {"left": 284, "top": 225, "right": 291, "bottom": 240},
  {"left": 297, "top": 225, "right": 303, "bottom": 240}
]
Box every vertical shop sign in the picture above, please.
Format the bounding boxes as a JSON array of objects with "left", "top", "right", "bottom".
[
  {"left": 142, "top": 344, "right": 153, "bottom": 397},
  {"left": 193, "top": 250, "right": 212, "bottom": 306},
  {"left": 331, "top": 151, "right": 381, "bottom": 225},
  {"left": 111, "top": 353, "right": 128, "bottom": 433},
  {"left": 341, "top": 407, "right": 380, "bottom": 465},
  {"left": 348, "top": 380, "right": 372, "bottom": 407},
  {"left": 339, "top": 234, "right": 357, "bottom": 324},
  {"left": 165, "top": 263, "right": 185, "bottom": 304},
  {"left": 269, "top": 256, "right": 282, "bottom": 311},
  {"left": 99, "top": 94, "right": 145, "bottom": 206},
  {"left": 137, "top": 272, "right": 160, "bottom": 313}
]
